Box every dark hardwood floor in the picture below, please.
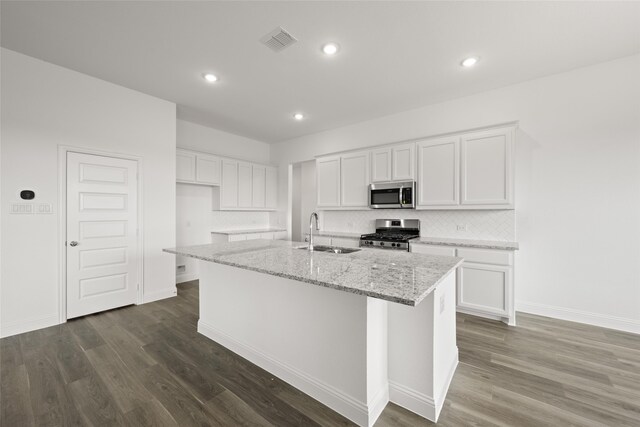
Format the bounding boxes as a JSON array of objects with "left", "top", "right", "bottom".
[{"left": 2, "top": 281, "right": 639, "bottom": 426}]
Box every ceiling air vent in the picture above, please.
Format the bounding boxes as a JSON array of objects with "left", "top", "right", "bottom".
[{"left": 260, "top": 27, "right": 298, "bottom": 52}]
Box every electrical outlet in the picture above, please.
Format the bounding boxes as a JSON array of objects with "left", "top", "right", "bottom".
[
  {"left": 440, "top": 294, "right": 446, "bottom": 314},
  {"left": 456, "top": 224, "right": 467, "bottom": 231},
  {"left": 177, "top": 265, "right": 186, "bottom": 273}
]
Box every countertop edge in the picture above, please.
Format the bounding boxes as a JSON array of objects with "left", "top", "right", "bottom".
[{"left": 163, "top": 248, "right": 462, "bottom": 307}]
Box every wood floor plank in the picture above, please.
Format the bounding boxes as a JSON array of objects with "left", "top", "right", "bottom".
[
  {"left": 0, "top": 364, "right": 35, "bottom": 426},
  {"left": 3, "top": 282, "right": 639, "bottom": 427},
  {"left": 84, "top": 344, "right": 155, "bottom": 413}
]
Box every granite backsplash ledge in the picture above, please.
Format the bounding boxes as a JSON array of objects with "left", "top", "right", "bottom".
[{"left": 320, "top": 209, "right": 515, "bottom": 241}]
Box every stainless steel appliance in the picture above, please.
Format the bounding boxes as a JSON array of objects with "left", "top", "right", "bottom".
[
  {"left": 359, "top": 219, "right": 420, "bottom": 251},
  {"left": 369, "top": 181, "right": 415, "bottom": 209}
]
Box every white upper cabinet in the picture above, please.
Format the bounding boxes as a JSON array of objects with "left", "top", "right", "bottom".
[
  {"left": 370, "top": 143, "right": 415, "bottom": 183},
  {"left": 417, "top": 137, "right": 459, "bottom": 207},
  {"left": 316, "top": 155, "right": 341, "bottom": 208},
  {"left": 195, "top": 154, "right": 221, "bottom": 185},
  {"left": 252, "top": 165, "right": 266, "bottom": 208},
  {"left": 176, "top": 150, "right": 196, "bottom": 182},
  {"left": 265, "top": 166, "right": 278, "bottom": 209},
  {"left": 460, "top": 127, "right": 514, "bottom": 207},
  {"left": 221, "top": 159, "right": 239, "bottom": 208},
  {"left": 238, "top": 162, "right": 253, "bottom": 208},
  {"left": 371, "top": 148, "right": 392, "bottom": 182},
  {"left": 340, "top": 151, "right": 370, "bottom": 207},
  {"left": 391, "top": 143, "right": 415, "bottom": 181}
]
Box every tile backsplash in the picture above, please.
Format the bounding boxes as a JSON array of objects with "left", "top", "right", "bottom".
[
  {"left": 320, "top": 209, "right": 516, "bottom": 241},
  {"left": 211, "top": 211, "right": 270, "bottom": 230}
]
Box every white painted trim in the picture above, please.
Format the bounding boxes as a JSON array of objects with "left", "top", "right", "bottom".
[
  {"left": 516, "top": 301, "right": 640, "bottom": 335},
  {"left": 367, "top": 384, "right": 390, "bottom": 427},
  {"left": 143, "top": 287, "right": 178, "bottom": 304},
  {"left": 456, "top": 307, "right": 515, "bottom": 326},
  {"left": 176, "top": 273, "right": 199, "bottom": 284},
  {"left": 1, "top": 314, "right": 59, "bottom": 338},
  {"left": 58, "top": 145, "right": 145, "bottom": 324},
  {"left": 199, "top": 319, "right": 372, "bottom": 427},
  {"left": 388, "top": 381, "right": 436, "bottom": 422},
  {"left": 388, "top": 350, "right": 458, "bottom": 423}
]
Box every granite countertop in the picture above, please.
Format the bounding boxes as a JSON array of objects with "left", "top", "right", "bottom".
[
  {"left": 164, "top": 240, "right": 463, "bottom": 307},
  {"left": 211, "top": 227, "right": 287, "bottom": 235},
  {"left": 412, "top": 237, "right": 519, "bottom": 250},
  {"left": 306, "top": 231, "right": 361, "bottom": 239}
]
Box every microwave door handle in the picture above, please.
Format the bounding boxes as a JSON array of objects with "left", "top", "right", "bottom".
[{"left": 398, "top": 186, "right": 404, "bottom": 205}]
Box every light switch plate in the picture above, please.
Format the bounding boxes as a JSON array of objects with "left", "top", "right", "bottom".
[
  {"left": 36, "top": 203, "right": 53, "bottom": 214},
  {"left": 10, "top": 203, "right": 34, "bottom": 214}
]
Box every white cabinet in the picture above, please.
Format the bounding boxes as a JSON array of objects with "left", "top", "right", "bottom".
[
  {"left": 252, "top": 165, "right": 266, "bottom": 208},
  {"left": 221, "top": 159, "right": 239, "bottom": 208},
  {"left": 266, "top": 167, "right": 278, "bottom": 209},
  {"left": 416, "top": 137, "right": 459, "bottom": 207},
  {"left": 457, "top": 263, "right": 512, "bottom": 318},
  {"left": 317, "top": 152, "right": 369, "bottom": 209},
  {"left": 460, "top": 127, "right": 514, "bottom": 207},
  {"left": 340, "top": 151, "right": 369, "bottom": 207},
  {"left": 195, "top": 154, "right": 221, "bottom": 185},
  {"left": 370, "top": 143, "right": 415, "bottom": 183},
  {"left": 316, "top": 156, "right": 341, "bottom": 208},
  {"left": 237, "top": 162, "right": 253, "bottom": 208},
  {"left": 371, "top": 148, "right": 392, "bottom": 182},
  {"left": 176, "top": 150, "right": 196, "bottom": 182},
  {"left": 391, "top": 143, "right": 415, "bottom": 181}
]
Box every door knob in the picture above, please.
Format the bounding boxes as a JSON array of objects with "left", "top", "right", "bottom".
[{"left": 69, "top": 241, "right": 78, "bottom": 247}]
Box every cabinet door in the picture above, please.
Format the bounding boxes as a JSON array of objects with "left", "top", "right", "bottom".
[
  {"left": 265, "top": 167, "right": 278, "bottom": 209},
  {"left": 461, "top": 127, "right": 514, "bottom": 206},
  {"left": 371, "top": 148, "right": 392, "bottom": 182},
  {"left": 252, "top": 165, "right": 266, "bottom": 208},
  {"left": 392, "top": 143, "right": 415, "bottom": 181},
  {"left": 196, "top": 154, "right": 220, "bottom": 185},
  {"left": 417, "top": 137, "right": 459, "bottom": 207},
  {"left": 221, "top": 159, "right": 238, "bottom": 208},
  {"left": 176, "top": 150, "right": 196, "bottom": 182},
  {"left": 340, "top": 151, "right": 370, "bottom": 207},
  {"left": 316, "top": 156, "right": 341, "bottom": 207},
  {"left": 457, "top": 262, "right": 511, "bottom": 316},
  {"left": 238, "top": 162, "right": 253, "bottom": 208}
]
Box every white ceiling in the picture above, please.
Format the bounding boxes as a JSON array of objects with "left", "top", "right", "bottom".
[{"left": 2, "top": 1, "right": 639, "bottom": 143}]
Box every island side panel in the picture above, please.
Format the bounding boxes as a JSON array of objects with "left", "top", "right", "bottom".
[
  {"left": 197, "top": 261, "right": 387, "bottom": 427},
  {"left": 387, "top": 270, "right": 458, "bottom": 422}
]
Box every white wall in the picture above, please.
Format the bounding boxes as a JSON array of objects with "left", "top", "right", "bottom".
[
  {"left": 175, "top": 119, "right": 273, "bottom": 282},
  {"left": 1, "top": 48, "right": 177, "bottom": 337},
  {"left": 177, "top": 119, "right": 270, "bottom": 163},
  {"left": 271, "top": 54, "right": 640, "bottom": 333}
]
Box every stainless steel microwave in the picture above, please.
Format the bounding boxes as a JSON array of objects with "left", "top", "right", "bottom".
[{"left": 369, "top": 181, "right": 416, "bottom": 209}]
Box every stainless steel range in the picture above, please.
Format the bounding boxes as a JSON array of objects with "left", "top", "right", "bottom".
[{"left": 359, "top": 219, "right": 420, "bottom": 251}]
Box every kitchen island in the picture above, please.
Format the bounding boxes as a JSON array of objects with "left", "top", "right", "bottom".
[{"left": 164, "top": 240, "right": 463, "bottom": 426}]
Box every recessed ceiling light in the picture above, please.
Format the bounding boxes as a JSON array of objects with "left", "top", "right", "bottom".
[
  {"left": 203, "top": 73, "right": 218, "bottom": 82},
  {"left": 461, "top": 57, "right": 479, "bottom": 68},
  {"left": 322, "top": 42, "right": 340, "bottom": 55},
  {"left": 293, "top": 113, "right": 304, "bottom": 120}
]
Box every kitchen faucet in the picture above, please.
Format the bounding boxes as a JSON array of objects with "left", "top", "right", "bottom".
[{"left": 308, "top": 212, "right": 319, "bottom": 251}]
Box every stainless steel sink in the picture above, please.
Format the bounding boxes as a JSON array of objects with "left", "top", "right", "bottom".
[{"left": 298, "top": 245, "right": 361, "bottom": 254}]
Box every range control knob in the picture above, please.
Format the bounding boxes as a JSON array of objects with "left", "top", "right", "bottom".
[{"left": 380, "top": 242, "right": 385, "bottom": 246}]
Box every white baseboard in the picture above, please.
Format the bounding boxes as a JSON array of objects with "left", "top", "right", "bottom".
[
  {"left": 388, "top": 381, "right": 436, "bottom": 422},
  {"left": 142, "top": 287, "right": 177, "bottom": 304},
  {"left": 176, "top": 273, "right": 198, "bottom": 284},
  {"left": 367, "top": 384, "right": 390, "bottom": 427},
  {"left": 517, "top": 301, "right": 640, "bottom": 335},
  {"left": 388, "top": 350, "right": 458, "bottom": 423},
  {"left": 0, "top": 314, "right": 60, "bottom": 338},
  {"left": 198, "top": 320, "right": 375, "bottom": 427}
]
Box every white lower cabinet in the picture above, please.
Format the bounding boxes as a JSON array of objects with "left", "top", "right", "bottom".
[{"left": 411, "top": 243, "right": 515, "bottom": 325}]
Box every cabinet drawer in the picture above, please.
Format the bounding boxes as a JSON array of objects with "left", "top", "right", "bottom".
[
  {"left": 456, "top": 247, "right": 512, "bottom": 266},
  {"left": 411, "top": 244, "right": 456, "bottom": 257}
]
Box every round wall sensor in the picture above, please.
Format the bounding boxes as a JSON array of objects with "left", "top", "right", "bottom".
[{"left": 20, "top": 190, "right": 35, "bottom": 200}]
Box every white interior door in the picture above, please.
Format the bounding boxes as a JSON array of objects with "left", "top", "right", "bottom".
[{"left": 66, "top": 152, "right": 138, "bottom": 319}]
